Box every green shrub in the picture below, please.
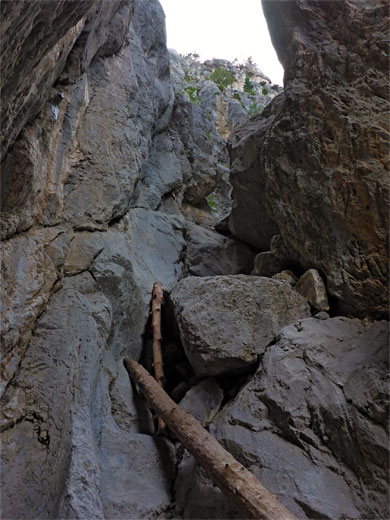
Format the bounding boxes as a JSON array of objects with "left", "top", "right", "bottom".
[
  {"left": 205, "top": 193, "right": 217, "bottom": 212},
  {"left": 243, "top": 76, "right": 256, "bottom": 95},
  {"left": 184, "top": 85, "right": 200, "bottom": 104},
  {"left": 262, "top": 86, "right": 269, "bottom": 96},
  {"left": 210, "top": 67, "right": 235, "bottom": 92},
  {"left": 248, "top": 101, "right": 263, "bottom": 117},
  {"left": 233, "top": 92, "right": 241, "bottom": 101}
]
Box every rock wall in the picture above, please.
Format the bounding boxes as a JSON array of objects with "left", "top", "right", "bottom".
[
  {"left": 1, "top": 1, "right": 182, "bottom": 517},
  {"left": 229, "top": 0, "right": 389, "bottom": 318}
]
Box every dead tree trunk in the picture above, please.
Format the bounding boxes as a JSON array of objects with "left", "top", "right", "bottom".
[
  {"left": 151, "top": 282, "right": 165, "bottom": 432},
  {"left": 123, "top": 358, "right": 298, "bottom": 520}
]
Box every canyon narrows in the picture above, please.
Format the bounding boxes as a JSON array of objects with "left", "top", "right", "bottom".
[{"left": 1, "top": 1, "right": 388, "bottom": 519}]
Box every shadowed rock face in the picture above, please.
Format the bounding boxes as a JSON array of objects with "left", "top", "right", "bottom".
[
  {"left": 229, "top": 0, "right": 389, "bottom": 318},
  {"left": 0, "top": 0, "right": 94, "bottom": 160}
]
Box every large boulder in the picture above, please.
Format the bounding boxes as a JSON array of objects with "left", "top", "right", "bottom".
[
  {"left": 229, "top": 0, "right": 389, "bottom": 318},
  {"left": 175, "top": 317, "right": 389, "bottom": 519},
  {"left": 169, "top": 275, "right": 310, "bottom": 376}
]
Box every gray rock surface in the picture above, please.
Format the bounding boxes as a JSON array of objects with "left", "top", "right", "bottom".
[
  {"left": 185, "top": 220, "right": 255, "bottom": 277},
  {"left": 228, "top": 97, "right": 282, "bottom": 250},
  {"left": 169, "top": 275, "right": 310, "bottom": 376},
  {"left": 251, "top": 251, "right": 287, "bottom": 277},
  {"left": 229, "top": 1, "right": 389, "bottom": 318},
  {"left": 0, "top": 0, "right": 94, "bottom": 159},
  {"left": 175, "top": 317, "right": 389, "bottom": 519},
  {"left": 178, "top": 378, "right": 223, "bottom": 426}
]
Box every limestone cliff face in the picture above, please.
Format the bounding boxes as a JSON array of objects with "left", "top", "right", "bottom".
[
  {"left": 0, "top": 1, "right": 254, "bottom": 517},
  {"left": 1, "top": 2, "right": 180, "bottom": 517},
  {"left": 229, "top": 0, "right": 389, "bottom": 318}
]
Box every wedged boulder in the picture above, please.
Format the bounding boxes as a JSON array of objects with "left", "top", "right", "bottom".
[
  {"left": 185, "top": 220, "right": 255, "bottom": 276},
  {"left": 175, "top": 317, "right": 389, "bottom": 519},
  {"left": 169, "top": 275, "right": 310, "bottom": 376},
  {"left": 251, "top": 251, "right": 286, "bottom": 277}
]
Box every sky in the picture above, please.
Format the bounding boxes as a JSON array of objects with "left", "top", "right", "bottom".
[{"left": 159, "top": 0, "right": 284, "bottom": 86}]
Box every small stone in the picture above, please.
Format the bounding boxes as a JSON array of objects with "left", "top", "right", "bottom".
[
  {"left": 251, "top": 251, "right": 287, "bottom": 277},
  {"left": 315, "top": 311, "right": 330, "bottom": 320},
  {"left": 295, "top": 269, "right": 330, "bottom": 311},
  {"left": 272, "top": 270, "right": 298, "bottom": 285}
]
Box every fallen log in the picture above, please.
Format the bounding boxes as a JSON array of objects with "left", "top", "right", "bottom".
[
  {"left": 123, "top": 358, "right": 298, "bottom": 520},
  {"left": 151, "top": 282, "right": 165, "bottom": 432}
]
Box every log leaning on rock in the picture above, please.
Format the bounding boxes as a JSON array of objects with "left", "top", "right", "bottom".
[{"left": 123, "top": 358, "right": 298, "bottom": 520}]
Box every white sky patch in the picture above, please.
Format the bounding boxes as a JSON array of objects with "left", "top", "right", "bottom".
[{"left": 159, "top": 0, "right": 284, "bottom": 86}]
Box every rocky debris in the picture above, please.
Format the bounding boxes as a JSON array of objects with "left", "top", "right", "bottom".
[
  {"left": 295, "top": 269, "right": 329, "bottom": 312},
  {"left": 185, "top": 220, "right": 255, "bottom": 277},
  {"left": 229, "top": 0, "right": 389, "bottom": 318},
  {"left": 175, "top": 317, "right": 389, "bottom": 519},
  {"left": 179, "top": 378, "right": 223, "bottom": 426},
  {"left": 169, "top": 275, "right": 310, "bottom": 376}
]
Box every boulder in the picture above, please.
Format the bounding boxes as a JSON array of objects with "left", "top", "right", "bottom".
[
  {"left": 251, "top": 251, "right": 287, "bottom": 277},
  {"left": 169, "top": 275, "right": 310, "bottom": 376},
  {"left": 175, "top": 317, "right": 389, "bottom": 519},
  {"left": 295, "top": 268, "right": 330, "bottom": 311}
]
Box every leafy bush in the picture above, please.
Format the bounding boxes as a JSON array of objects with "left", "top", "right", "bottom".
[
  {"left": 262, "top": 86, "right": 269, "bottom": 96},
  {"left": 210, "top": 67, "right": 235, "bottom": 92},
  {"left": 248, "top": 101, "right": 263, "bottom": 117},
  {"left": 243, "top": 75, "right": 256, "bottom": 95},
  {"left": 233, "top": 92, "right": 241, "bottom": 101},
  {"left": 184, "top": 85, "right": 200, "bottom": 104},
  {"left": 205, "top": 193, "right": 217, "bottom": 212}
]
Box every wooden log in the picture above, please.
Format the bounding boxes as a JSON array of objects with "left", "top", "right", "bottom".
[
  {"left": 123, "top": 358, "right": 298, "bottom": 520},
  {"left": 151, "top": 282, "right": 165, "bottom": 432}
]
